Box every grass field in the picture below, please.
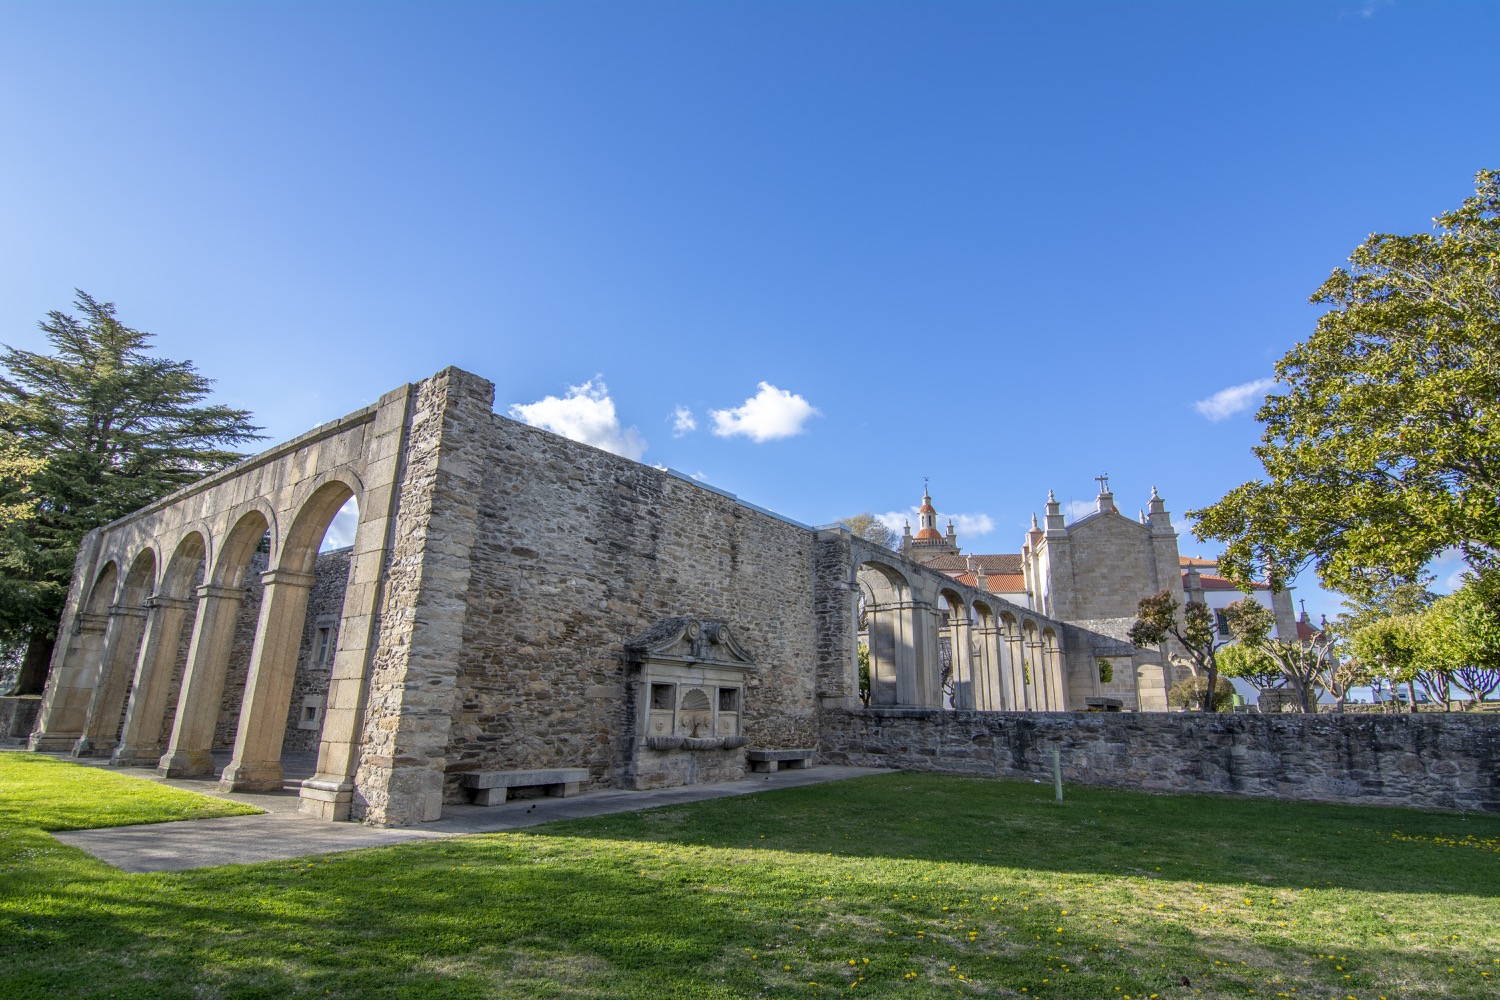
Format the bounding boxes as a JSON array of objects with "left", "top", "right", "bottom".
[{"left": 1, "top": 753, "right": 1497, "bottom": 999}]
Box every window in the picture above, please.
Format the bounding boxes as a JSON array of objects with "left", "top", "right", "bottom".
[
  {"left": 314, "top": 626, "right": 334, "bottom": 666},
  {"left": 650, "top": 683, "right": 675, "bottom": 711},
  {"left": 718, "top": 688, "right": 739, "bottom": 713},
  {"left": 1215, "top": 610, "right": 1230, "bottom": 638}
]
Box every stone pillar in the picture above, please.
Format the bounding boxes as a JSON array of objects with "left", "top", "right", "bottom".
[
  {"left": 112, "top": 596, "right": 195, "bottom": 767},
  {"left": 866, "top": 604, "right": 902, "bottom": 707},
  {"left": 301, "top": 383, "right": 414, "bottom": 821},
  {"left": 28, "top": 611, "right": 110, "bottom": 752},
  {"left": 903, "top": 601, "right": 938, "bottom": 708},
  {"left": 220, "top": 569, "right": 317, "bottom": 792},
  {"left": 72, "top": 603, "right": 149, "bottom": 757},
  {"left": 344, "top": 368, "right": 491, "bottom": 826},
  {"left": 157, "top": 584, "right": 247, "bottom": 777}
]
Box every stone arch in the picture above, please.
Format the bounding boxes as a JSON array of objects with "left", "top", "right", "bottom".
[
  {"left": 220, "top": 477, "right": 361, "bottom": 792},
  {"left": 997, "top": 611, "right": 1025, "bottom": 711},
  {"left": 73, "top": 548, "right": 158, "bottom": 756},
  {"left": 279, "top": 477, "right": 361, "bottom": 577},
  {"left": 210, "top": 504, "right": 276, "bottom": 588},
  {"left": 971, "top": 600, "right": 1004, "bottom": 711},
  {"left": 112, "top": 531, "right": 208, "bottom": 766},
  {"left": 159, "top": 507, "right": 274, "bottom": 777},
  {"left": 26, "top": 560, "right": 120, "bottom": 749},
  {"left": 856, "top": 560, "right": 919, "bottom": 707},
  {"left": 1022, "top": 619, "right": 1043, "bottom": 711},
  {"left": 1041, "top": 627, "right": 1065, "bottom": 711}
]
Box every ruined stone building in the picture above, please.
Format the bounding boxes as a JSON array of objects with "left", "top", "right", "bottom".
[{"left": 26, "top": 367, "right": 1212, "bottom": 827}]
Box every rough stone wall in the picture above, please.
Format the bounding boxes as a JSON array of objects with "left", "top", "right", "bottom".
[
  {"left": 355, "top": 368, "right": 492, "bottom": 825},
  {"left": 213, "top": 552, "right": 266, "bottom": 748},
  {"left": 281, "top": 547, "right": 351, "bottom": 752},
  {"left": 820, "top": 707, "right": 1500, "bottom": 812},
  {"left": 444, "top": 414, "right": 821, "bottom": 800}
]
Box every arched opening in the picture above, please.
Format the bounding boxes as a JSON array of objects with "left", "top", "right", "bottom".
[
  {"left": 221, "top": 482, "right": 360, "bottom": 792},
  {"left": 1000, "top": 612, "right": 1025, "bottom": 710},
  {"left": 114, "top": 532, "right": 205, "bottom": 766},
  {"left": 972, "top": 600, "right": 1003, "bottom": 711},
  {"left": 1022, "top": 620, "right": 1042, "bottom": 710},
  {"left": 28, "top": 561, "right": 119, "bottom": 748},
  {"left": 855, "top": 561, "right": 915, "bottom": 707},
  {"left": 1041, "top": 628, "right": 1065, "bottom": 711},
  {"left": 937, "top": 589, "right": 971, "bottom": 710},
  {"left": 158, "top": 510, "right": 271, "bottom": 778},
  {"left": 75, "top": 548, "right": 157, "bottom": 756}
]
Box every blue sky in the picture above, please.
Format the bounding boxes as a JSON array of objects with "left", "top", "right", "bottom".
[{"left": 3, "top": 1, "right": 1496, "bottom": 621}]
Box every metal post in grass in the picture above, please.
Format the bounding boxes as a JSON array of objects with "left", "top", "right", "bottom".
[{"left": 1052, "top": 749, "right": 1063, "bottom": 802}]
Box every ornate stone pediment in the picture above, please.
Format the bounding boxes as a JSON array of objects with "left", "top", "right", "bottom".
[{"left": 624, "top": 616, "right": 756, "bottom": 670}]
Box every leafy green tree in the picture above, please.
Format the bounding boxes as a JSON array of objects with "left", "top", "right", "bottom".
[
  {"left": 1223, "top": 599, "right": 1335, "bottom": 713},
  {"left": 0, "top": 292, "right": 261, "bottom": 693},
  {"left": 1192, "top": 170, "right": 1500, "bottom": 596},
  {"left": 1216, "top": 641, "right": 1282, "bottom": 693},
  {"left": 1349, "top": 614, "right": 1424, "bottom": 711},
  {"left": 838, "top": 513, "right": 899, "bottom": 551},
  {"left": 1415, "top": 572, "right": 1500, "bottom": 709},
  {"left": 1127, "top": 590, "right": 1227, "bottom": 712}
]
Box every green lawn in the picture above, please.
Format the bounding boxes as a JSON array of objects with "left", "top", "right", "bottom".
[{"left": 1, "top": 754, "right": 1497, "bottom": 999}]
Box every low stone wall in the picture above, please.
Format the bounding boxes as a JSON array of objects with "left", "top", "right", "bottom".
[
  {"left": 0, "top": 695, "right": 40, "bottom": 742},
  {"left": 819, "top": 708, "right": 1500, "bottom": 812}
]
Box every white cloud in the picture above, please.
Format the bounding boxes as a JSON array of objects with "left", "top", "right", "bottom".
[
  {"left": 508, "top": 376, "right": 647, "bottom": 460},
  {"left": 951, "top": 513, "right": 995, "bottom": 537},
  {"left": 690, "top": 471, "right": 710, "bottom": 483},
  {"left": 1063, "top": 500, "right": 1095, "bottom": 521},
  {"left": 319, "top": 496, "right": 359, "bottom": 551},
  {"left": 672, "top": 405, "right": 696, "bottom": 437},
  {"left": 1193, "top": 377, "right": 1277, "bottom": 422},
  {"left": 873, "top": 508, "right": 994, "bottom": 537},
  {"left": 710, "top": 382, "right": 820, "bottom": 442}
]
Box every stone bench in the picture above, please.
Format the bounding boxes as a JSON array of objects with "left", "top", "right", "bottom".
[
  {"left": 746, "top": 749, "right": 814, "bottom": 774},
  {"left": 461, "top": 768, "right": 589, "bottom": 805}
]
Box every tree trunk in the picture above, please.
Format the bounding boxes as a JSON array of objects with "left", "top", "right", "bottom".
[
  {"left": 1406, "top": 680, "right": 1419, "bottom": 713},
  {"left": 9, "top": 633, "right": 54, "bottom": 696}
]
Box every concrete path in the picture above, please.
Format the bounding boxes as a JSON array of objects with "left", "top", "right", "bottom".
[{"left": 30, "top": 750, "right": 889, "bottom": 873}]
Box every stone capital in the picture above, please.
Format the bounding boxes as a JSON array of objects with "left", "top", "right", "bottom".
[
  {"left": 107, "top": 603, "right": 149, "bottom": 620},
  {"left": 146, "top": 594, "right": 195, "bottom": 612},
  {"left": 260, "top": 568, "right": 317, "bottom": 590},
  {"left": 75, "top": 611, "right": 110, "bottom": 634},
  {"left": 196, "top": 583, "right": 248, "bottom": 602}
]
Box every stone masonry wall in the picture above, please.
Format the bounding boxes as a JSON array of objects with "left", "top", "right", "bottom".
[
  {"left": 282, "top": 547, "right": 351, "bottom": 753},
  {"left": 1056, "top": 516, "right": 1165, "bottom": 622},
  {"left": 444, "top": 414, "right": 821, "bottom": 800},
  {"left": 820, "top": 707, "right": 1500, "bottom": 812}
]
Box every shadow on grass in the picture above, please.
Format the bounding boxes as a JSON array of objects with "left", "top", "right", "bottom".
[
  {"left": 4, "top": 823, "right": 1494, "bottom": 1000},
  {"left": 526, "top": 773, "right": 1500, "bottom": 898}
]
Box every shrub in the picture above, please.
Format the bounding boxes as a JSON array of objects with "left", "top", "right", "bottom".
[{"left": 1167, "top": 675, "right": 1235, "bottom": 712}]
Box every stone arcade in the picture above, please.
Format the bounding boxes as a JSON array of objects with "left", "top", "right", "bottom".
[
  {"left": 28, "top": 366, "right": 1498, "bottom": 823},
  {"left": 26, "top": 367, "right": 1153, "bottom": 824}
]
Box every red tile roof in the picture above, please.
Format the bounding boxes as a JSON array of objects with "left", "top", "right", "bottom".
[
  {"left": 1180, "top": 556, "right": 1218, "bottom": 569},
  {"left": 922, "top": 553, "right": 1024, "bottom": 574},
  {"left": 951, "top": 571, "right": 1027, "bottom": 594}
]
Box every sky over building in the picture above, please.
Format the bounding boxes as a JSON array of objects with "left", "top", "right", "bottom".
[{"left": 2, "top": 0, "right": 1497, "bottom": 620}]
